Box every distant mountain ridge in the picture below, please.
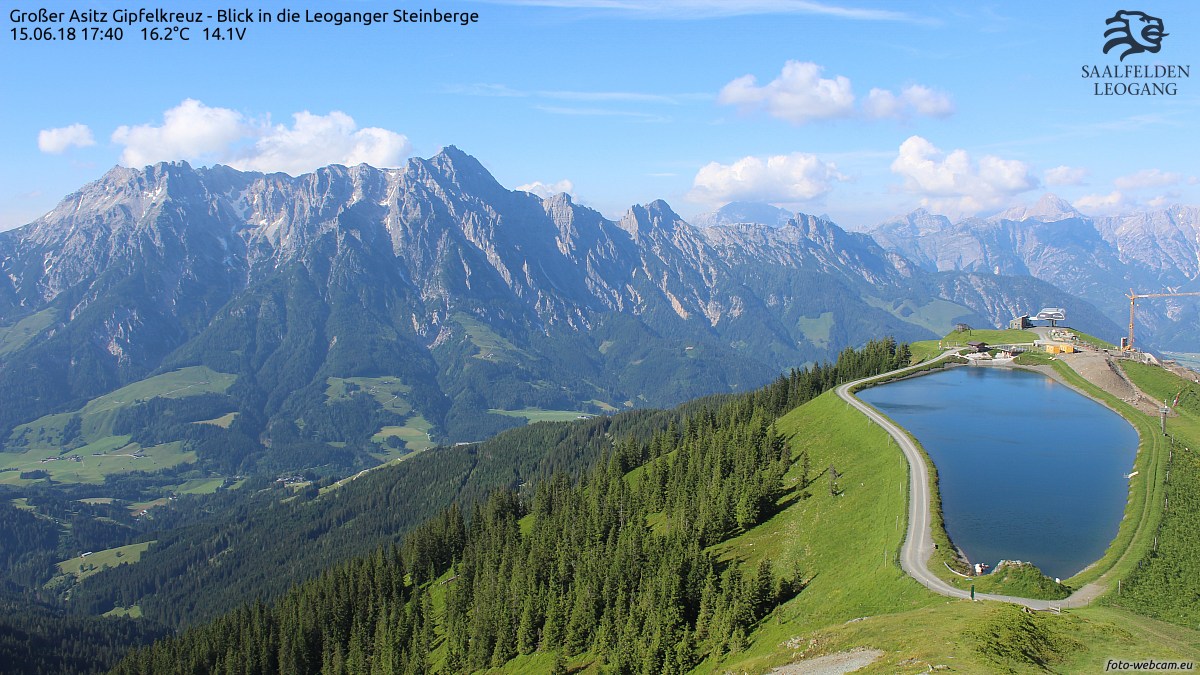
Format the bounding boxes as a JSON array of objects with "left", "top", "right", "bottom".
[
  {"left": 0, "top": 149, "right": 1121, "bottom": 473},
  {"left": 692, "top": 201, "right": 795, "bottom": 229},
  {"left": 871, "top": 194, "right": 1200, "bottom": 350}
]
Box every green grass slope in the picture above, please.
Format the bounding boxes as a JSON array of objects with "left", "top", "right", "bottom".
[
  {"left": 943, "top": 327, "right": 1038, "bottom": 346},
  {"left": 0, "top": 308, "right": 57, "bottom": 356},
  {"left": 447, "top": 384, "right": 1193, "bottom": 673},
  {"left": 707, "top": 390, "right": 1199, "bottom": 673},
  {"left": 700, "top": 391, "right": 936, "bottom": 672},
  {"left": 11, "top": 366, "right": 234, "bottom": 449},
  {"left": 495, "top": 383, "right": 1193, "bottom": 674},
  {"left": 102, "top": 350, "right": 1200, "bottom": 674},
  {"left": 1112, "top": 361, "right": 1200, "bottom": 629},
  {"left": 968, "top": 561, "right": 1070, "bottom": 600},
  {"left": 0, "top": 366, "right": 233, "bottom": 484}
]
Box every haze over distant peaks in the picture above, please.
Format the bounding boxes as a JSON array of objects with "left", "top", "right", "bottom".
[
  {"left": 873, "top": 207, "right": 953, "bottom": 238},
  {"left": 993, "top": 194, "right": 1083, "bottom": 223},
  {"left": 868, "top": 194, "right": 1200, "bottom": 351},
  {"left": 692, "top": 201, "right": 795, "bottom": 229}
]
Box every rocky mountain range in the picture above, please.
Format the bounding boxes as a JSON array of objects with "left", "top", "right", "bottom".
[
  {"left": 0, "top": 148, "right": 1123, "bottom": 473},
  {"left": 869, "top": 193, "right": 1200, "bottom": 351}
]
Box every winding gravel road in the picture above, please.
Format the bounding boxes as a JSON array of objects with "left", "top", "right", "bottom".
[{"left": 836, "top": 353, "right": 1107, "bottom": 610}]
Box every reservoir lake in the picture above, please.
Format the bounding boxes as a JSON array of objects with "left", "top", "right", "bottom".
[{"left": 858, "top": 366, "right": 1138, "bottom": 580}]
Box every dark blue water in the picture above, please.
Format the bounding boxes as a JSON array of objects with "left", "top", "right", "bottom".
[{"left": 859, "top": 366, "right": 1138, "bottom": 580}]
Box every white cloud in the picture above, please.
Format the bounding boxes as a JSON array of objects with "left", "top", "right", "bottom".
[
  {"left": 890, "top": 135, "right": 1038, "bottom": 216},
  {"left": 1074, "top": 191, "right": 1128, "bottom": 214},
  {"left": 112, "top": 99, "right": 248, "bottom": 167},
  {"left": 863, "top": 88, "right": 902, "bottom": 119},
  {"left": 38, "top": 124, "right": 95, "bottom": 154},
  {"left": 689, "top": 153, "right": 846, "bottom": 204},
  {"left": 1044, "top": 165, "right": 1088, "bottom": 186},
  {"left": 899, "top": 84, "right": 954, "bottom": 117},
  {"left": 1113, "top": 168, "right": 1181, "bottom": 190},
  {"left": 235, "top": 111, "right": 410, "bottom": 175},
  {"left": 1147, "top": 192, "right": 1182, "bottom": 208},
  {"left": 719, "top": 62, "right": 952, "bottom": 124},
  {"left": 863, "top": 85, "right": 953, "bottom": 119},
  {"left": 110, "top": 100, "right": 410, "bottom": 175},
  {"left": 517, "top": 179, "right": 575, "bottom": 198},
  {"left": 718, "top": 61, "right": 855, "bottom": 124}
]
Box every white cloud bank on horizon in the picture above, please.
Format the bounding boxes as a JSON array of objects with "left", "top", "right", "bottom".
[
  {"left": 237, "top": 111, "right": 411, "bottom": 175},
  {"left": 1073, "top": 190, "right": 1127, "bottom": 214},
  {"left": 38, "top": 124, "right": 96, "bottom": 153},
  {"left": 890, "top": 135, "right": 1038, "bottom": 217},
  {"left": 689, "top": 153, "right": 846, "bottom": 204},
  {"left": 1073, "top": 168, "right": 1186, "bottom": 215},
  {"left": 517, "top": 179, "right": 575, "bottom": 198},
  {"left": 1113, "top": 168, "right": 1181, "bottom": 191},
  {"left": 718, "top": 61, "right": 953, "bottom": 124},
  {"left": 112, "top": 100, "right": 246, "bottom": 167},
  {"left": 110, "top": 99, "right": 411, "bottom": 175}
]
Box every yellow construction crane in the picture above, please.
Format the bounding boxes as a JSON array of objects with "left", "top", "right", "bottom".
[{"left": 1125, "top": 288, "right": 1200, "bottom": 350}]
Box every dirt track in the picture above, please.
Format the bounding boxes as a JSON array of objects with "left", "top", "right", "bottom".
[
  {"left": 771, "top": 648, "right": 884, "bottom": 675},
  {"left": 1017, "top": 327, "right": 1161, "bottom": 414},
  {"left": 1051, "top": 351, "right": 1161, "bottom": 415}
]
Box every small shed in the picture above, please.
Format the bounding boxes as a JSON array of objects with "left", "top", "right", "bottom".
[{"left": 966, "top": 341, "right": 989, "bottom": 353}]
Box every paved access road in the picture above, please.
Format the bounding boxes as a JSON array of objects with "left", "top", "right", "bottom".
[{"left": 835, "top": 353, "right": 1106, "bottom": 610}]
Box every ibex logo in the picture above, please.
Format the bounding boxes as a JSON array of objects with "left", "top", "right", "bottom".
[{"left": 1104, "top": 10, "right": 1168, "bottom": 60}]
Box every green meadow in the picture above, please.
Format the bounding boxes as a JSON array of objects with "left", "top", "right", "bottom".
[{"left": 1, "top": 366, "right": 234, "bottom": 484}]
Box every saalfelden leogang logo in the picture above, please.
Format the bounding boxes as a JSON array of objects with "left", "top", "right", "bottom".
[{"left": 1082, "top": 9, "right": 1189, "bottom": 96}]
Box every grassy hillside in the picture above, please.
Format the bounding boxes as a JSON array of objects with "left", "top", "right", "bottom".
[
  {"left": 700, "top": 391, "right": 935, "bottom": 671},
  {"left": 53, "top": 542, "right": 155, "bottom": 584},
  {"left": 907, "top": 339, "right": 945, "bottom": 364},
  {"left": 0, "top": 367, "right": 234, "bottom": 485},
  {"left": 943, "top": 327, "right": 1038, "bottom": 345},
  {"left": 864, "top": 296, "right": 977, "bottom": 337},
  {"left": 102, "top": 345, "right": 1200, "bottom": 674},
  {"left": 1112, "top": 361, "right": 1200, "bottom": 628},
  {"left": 485, "top": 382, "right": 1195, "bottom": 673},
  {"left": 112, "top": 381, "right": 1200, "bottom": 674},
  {"left": 0, "top": 308, "right": 57, "bottom": 356},
  {"left": 967, "top": 561, "right": 1070, "bottom": 600},
  {"left": 707, "top": 391, "right": 1199, "bottom": 673}
]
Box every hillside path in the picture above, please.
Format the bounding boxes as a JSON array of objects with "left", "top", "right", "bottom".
[{"left": 835, "top": 352, "right": 1106, "bottom": 611}]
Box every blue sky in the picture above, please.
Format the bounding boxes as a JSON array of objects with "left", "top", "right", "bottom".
[{"left": 2, "top": 1, "right": 1197, "bottom": 231}]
